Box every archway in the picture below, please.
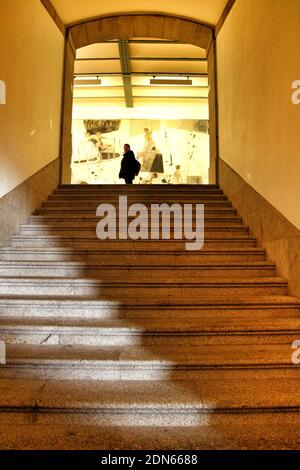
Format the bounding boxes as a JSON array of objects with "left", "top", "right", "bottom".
[{"left": 60, "top": 13, "right": 218, "bottom": 184}]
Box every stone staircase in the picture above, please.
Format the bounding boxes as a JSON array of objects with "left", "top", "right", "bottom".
[{"left": 0, "top": 184, "right": 300, "bottom": 450}]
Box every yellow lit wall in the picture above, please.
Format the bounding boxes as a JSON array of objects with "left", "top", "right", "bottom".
[
  {"left": 217, "top": 0, "right": 300, "bottom": 229},
  {"left": 0, "top": 0, "right": 64, "bottom": 198},
  {"left": 51, "top": 0, "right": 227, "bottom": 26}
]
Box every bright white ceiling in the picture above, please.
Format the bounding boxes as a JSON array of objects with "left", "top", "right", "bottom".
[
  {"left": 73, "top": 42, "right": 208, "bottom": 107},
  {"left": 51, "top": 0, "right": 228, "bottom": 26}
]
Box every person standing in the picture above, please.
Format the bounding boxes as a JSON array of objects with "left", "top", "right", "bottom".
[{"left": 119, "top": 144, "right": 138, "bottom": 184}]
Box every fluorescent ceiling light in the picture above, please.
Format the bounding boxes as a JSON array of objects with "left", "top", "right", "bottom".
[
  {"left": 74, "top": 78, "right": 102, "bottom": 87},
  {"left": 150, "top": 78, "right": 193, "bottom": 86}
]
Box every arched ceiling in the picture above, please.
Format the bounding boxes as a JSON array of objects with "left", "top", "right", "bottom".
[{"left": 50, "top": 0, "right": 228, "bottom": 26}]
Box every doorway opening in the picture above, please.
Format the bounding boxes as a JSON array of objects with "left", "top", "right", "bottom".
[
  {"left": 61, "top": 14, "right": 217, "bottom": 185},
  {"left": 72, "top": 40, "right": 209, "bottom": 185}
]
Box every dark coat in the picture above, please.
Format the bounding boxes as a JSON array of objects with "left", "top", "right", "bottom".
[{"left": 119, "top": 150, "right": 137, "bottom": 180}]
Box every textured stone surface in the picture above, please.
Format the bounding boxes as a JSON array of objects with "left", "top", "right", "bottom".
[
  {"left": 69, "top": 15, "right": 212, "bottom": 50},
  {"left": 219, "top": 159, "right": 300, "bottom": 297},
  {"left": 1, "top": 378, "right": 300, "bottom": 448},
  {"left": 0, "top": 159, "right": 59, "bottom": 247},
  {"left": 0, "top": 184, "right": 299, "bottom": 449},
  {"left": 0, "top": 295, "right": 298, "bottom": 319},
  {"left": 0, "top": 260, "right": 276, "bottom": 278},
  {"left": 1, "top": 377, "right": 300, "bottom": 411},
  {"left": 0, "top": 276, "right": 287, "bottom": 298},
  {"left": 1, "top": 314, "right": 300, "bottom": 347},
  {"left": 0, "top": 246, "right": 267, "bottom": 263},
  {"left": 1, "top": 417, "right": 300, "bottom": 450}
]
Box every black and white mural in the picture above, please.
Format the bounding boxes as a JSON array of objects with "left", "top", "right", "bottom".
[{"left": 71, "top": 119, "right": 209, "bottom": 184}]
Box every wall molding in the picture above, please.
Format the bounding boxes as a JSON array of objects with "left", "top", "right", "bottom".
[
  {"left": 216, "top": 0, "right": 236, "bottom": 36},
  {"left": 60, "top": 13, "right": 216, "bottom": 183},
  {"left": 40, "top": 0, "right": 65, "bottom": 36}
]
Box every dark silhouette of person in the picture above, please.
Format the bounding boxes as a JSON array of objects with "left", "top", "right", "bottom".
[{"left": 119, "top": 144, "right": 137, "bottom": 184}]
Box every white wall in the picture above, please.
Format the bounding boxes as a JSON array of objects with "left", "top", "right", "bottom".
[
  {"left": 217, "top": 0, "right": 300, "bottom": 229},
  {"left": 72, "top": 101, "right": 209, "bottom": 121},
  {"left": 0, "top": 0, "right": 64, "bottom": 198}
]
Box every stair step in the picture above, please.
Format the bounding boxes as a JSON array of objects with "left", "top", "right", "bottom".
[
  {"left": 9, "top": 237, "right": 257, "bottom": 249},
  {"left": 31, "top": 213, "right": 241, "bottom": 220},
  {"left": 41, "top": 202, "right": 233, "bottom": 211},
  {"left": 0, "top": 247, "right": 266, "bottom": 262},
  {"left": 55, "top": 190, "right": 223, "bottom": 194},
  {"left": 19, "top": 227, "right": 250, "bottom": 239},
  {"left": 2, "top": 416, "right": 300, "bottom": 450},
  {"left": 0, "top": 295, "right": 298, "bottom": 318},
  {"left": 27, "top": 217, "right": 245, "bottom": 228},
  {"left": 47, "top": 191, "right": 228, "bottom": 200},
  {"left": 1, "top": 377, "right": 300, "bottom": 429},
  {"left": 23, "top": 220, "right": 247, "bottom": 228},
  {"left": 57, "top": 184, "right": 220, "bottom": 190},
  {"left": 0, "top": 343, "right": 296, "bottom": 381},
  {"left": 47, "top": 197, "right": 229, "bottom": 204},
  {"left": 1, "top": 316, "right": 300, "bottom": 346},
  {"left": 0, "top": 277, "right": 287, "bottom": 297},
  {"left": 0, "top": 261, "right": 276, "bottom": 278},
  {"left": 1, "top": 182, "right": 299, "bottom": 450},
  {"left": 34, "top": 208, "right": 238, "bottom": 216}
]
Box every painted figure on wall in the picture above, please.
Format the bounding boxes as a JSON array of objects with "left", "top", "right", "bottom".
[
  {"left": 171, "top": 165, "right": 183, "bottom": 184},
  {"left": 71, "top": 119, "right": 209, "bottom": 184},
  {"left": 138, "top": 126, "right": 164, "bottom": 173},
  {"left": 143, "top": 127, "right": 157, "bottom": 152}
]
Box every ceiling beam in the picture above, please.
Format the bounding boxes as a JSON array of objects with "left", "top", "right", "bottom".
[
  {"left": 108, "top": 40, "right": 185, "bottom": 44},
  {"left": 74, "top": 96, "right": 208, "bottom": 100},
  {"left": 132, "top": 58, "right": 207, "bottom": 62},
  {"left": 74, "top": 72, "right": 208, "bottom": 77},
  {"left": 73, "top": 85, "right": 209, "bottom": 89},
  {"left": 118, "top": 40, "right": 133, "bottom": 108},
  {"left": 76, "top": 57, "right": 207, "bottom": 62}
]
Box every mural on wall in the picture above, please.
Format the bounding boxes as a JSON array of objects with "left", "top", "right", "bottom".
[
  {"left": 71, "top": 119, "right": 209, "bottom": 184},
  {"left": 137, "top": 127, "right": 164, "bottom": 173}
]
